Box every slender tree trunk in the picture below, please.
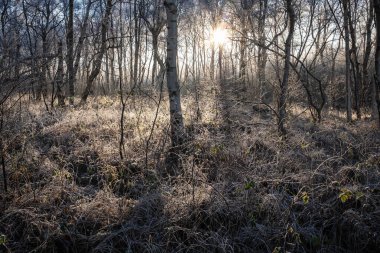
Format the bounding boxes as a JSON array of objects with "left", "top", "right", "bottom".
[
  {"left": 210, "top": 45, "right": 215, "bottom": 80},
  {"left": 81, "top": 0, "right": 113, "bottom": 103},
  {"left": 342, "top": 0, "right": 353, "bottom": 121},
  {"left": 56, "top": 41, "right": 65, "bottom": 106},
  {"left": 118, "top": 1, "right": 126, "bottom": 160},
  {"left": 347, "top": 0, "right": 362, "bottom": 119},
  {"left": 152, "top": 33, "right": 158, "bottom": 86},
  {"left": 40, "top": 33, "right": 49, "bottom": 102},
  {"left": 218, "top": 45, "right": 223, "bottom": 81},
  {"left": 67, "top": 0, "right": 74, "bottom": 105},
  {"left": 278, "top": 0, "right": 295, "bottom": 136},
  {"left": 363, "top": 0, "right": 373, "bottom": 116},
  {"left": 239, "top": 14, "right": 247, "bottom": 85},
  {"left": 193, "top": 35, "right": 197, "bottom": 81},
  {"left": 133, "top": 0, "right": 140, "bottom": 89},
  {"left": 374, "top": 0, "right": 380, "bottom": 124},
  {"left": 73, "top": 0, "right": 92, "bottom": 80},
  {"left": 110, "top": 21, "right": 116, "bottom": 92},
  {"left": 0, "top": 106, "right": 7, "bottom": 193},
  {"left": 164, "top": 0, "right": 186, "bottom": 147},
  {"left": 258, "top": 0, "right": 269, "bottom": 103},
  {"left": 105, "top": 49, "right": 110, "bottom": 93}
]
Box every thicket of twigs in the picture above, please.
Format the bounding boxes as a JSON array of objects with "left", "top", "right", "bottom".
[{"left": 0, "top": 85, "right": 379, "bottom": 253}]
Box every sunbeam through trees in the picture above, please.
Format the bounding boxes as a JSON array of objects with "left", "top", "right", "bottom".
[{"left": 0, "top": 0, "right": 380, "bottom": 252}]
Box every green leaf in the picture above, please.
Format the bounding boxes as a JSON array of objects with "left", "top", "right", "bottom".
[
  {"left": 0, "top": 234, "right": 6, "bottom": 245},
  {"left": 210, "top": 144, "right": 223, "bottom": 155},
  {"left": 301, "top": 191, "right": 309, "bottom": 204},
  {"left": 355, "top": 191, "right": 365, "bottom": 200},
  {"left": 339, "top": 189, "right": 352, "bottom": 203},
  {"left": 210, "top": 146, "right": 219, "bottom": 155},
  {"left": 244, "top": 181, "right": 254, "bottom": 190}
]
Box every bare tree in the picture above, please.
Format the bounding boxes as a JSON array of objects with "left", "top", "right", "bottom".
[
  {"left": 347, "top": 0, "right": 362, "bottom": 119},
  {"left": 278, "top": 0, "right": 296, "bottom": 135},
  {"left": 342, "top": 0, "right": 353, "bottom": 121},
  {"left": 66, "top": 0, "right": 74, "bottom": 105},
  {"left": 257, "top": 0, "right": 270, "bottom": 103},
  {"left": 73, "top": 0, "right": 93, "bottom": 80},
  {"left": 374, "top": 0, "right": 380, "bottom": 124},
  {"left": 164, "top": 0, "right": 186, "bottom": 148},
  {"left": 140, "top": 0, "right": 165, "bottom": 87},
  {"left": 362, "top": 0, "right": 375, "bottom": 120},
  {"left": 81, "top": 0, "right": 113, "bottom": 103},
  {"left": 56, "top": 40, "right": 65, "bottom": 106}
]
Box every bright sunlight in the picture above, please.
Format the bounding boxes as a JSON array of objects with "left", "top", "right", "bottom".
[{"left": 212, "top": 26, "right": 228, "bottom": 46}]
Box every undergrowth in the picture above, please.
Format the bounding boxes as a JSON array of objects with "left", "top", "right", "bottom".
[{"left": 0, "top": 87, "right": 379, "bottom": 253}]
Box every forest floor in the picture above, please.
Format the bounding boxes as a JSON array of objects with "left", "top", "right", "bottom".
[{"left": 1, "top": 81, "right": 380, "bottom": 253}]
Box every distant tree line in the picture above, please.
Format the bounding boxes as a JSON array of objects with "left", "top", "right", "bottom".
[{"left": 0, "top": 0, "right": 380, "bottom": 143}]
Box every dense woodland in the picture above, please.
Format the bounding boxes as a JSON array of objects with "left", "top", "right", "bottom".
[{"left": 0, "top": 0, "right": 380, "bottom": 252}]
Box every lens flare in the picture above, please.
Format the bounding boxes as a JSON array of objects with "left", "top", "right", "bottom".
[{"left": 212, "top": 27, "right": 228, "bottom": 46}]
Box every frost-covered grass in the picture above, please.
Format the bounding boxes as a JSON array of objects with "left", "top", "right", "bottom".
[{"left": 0, "top": 88, "right": 379, "bottom": 252}]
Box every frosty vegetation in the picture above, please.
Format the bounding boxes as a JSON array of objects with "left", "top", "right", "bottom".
[{"left": 0, "top": 0, "right": 380, "bottom": 252}]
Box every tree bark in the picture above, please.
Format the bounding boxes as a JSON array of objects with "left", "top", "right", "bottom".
[
  {"left": 278, "top": 0, "right": 295, "bottom": 136},
  {"left": 164, "top": 0, "right": 186, "bottom": 147},
  {"left": 152, "top": 34, "right": 158, "bottom": 86},
  {"left": 373, "top": 0, "right": 380, "bottom": 125},
  {"left": 210, "top": 45, "right": 215, "bottom": 80},
  {"left": 81, "top": 0, "right": 113, "bottom": 103},
  {"left": 239, "top": 13, "right": 247, "bottom": 84},
  {"left": 56, "top": 41, "right": 65, "bottom": 106},
  {"left": 258, "top": 0, "right": 269, "bottom": 103},
  {"left": 67, "top": 0, "right": 74, "bottom": 105},
  {"left": 133, "top": 0, "right": 141, "bottom": 89},
  {"left": 342, "top": 0, "right": 353, "bottom": 121},
  {"left": 363, "top": 0, "right": 373, "bottom": 117},
  {"left": 347, "top": 0, "right": 362, "bottom": 119},
  {"left": 73, "top": 0, "right": 92, "bottom": 80}
]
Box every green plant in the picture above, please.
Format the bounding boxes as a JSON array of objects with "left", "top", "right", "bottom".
[
  {"left": 0, "top": 234, "right": 6, "bottom": 245},
  {"left": 301, "top": 191, "right": 309, "bottom": 204},
  {"left": 339, "top": 188, "right": 352, "bottom": 203},
  {"left": 210, "top": 144, "right": 223, "bottom": 155},
  {"left": 244, "top": 181, "right": 254, "bottom": 190}
]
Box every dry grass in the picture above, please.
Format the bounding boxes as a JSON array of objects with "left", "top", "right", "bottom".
[{"left": 0, "top": 86, "right": 379, "bottom": 253}]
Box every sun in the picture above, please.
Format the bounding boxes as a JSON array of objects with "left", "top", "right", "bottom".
[{"left": 212, "top": 27, "right": 228, "bottom": 46}]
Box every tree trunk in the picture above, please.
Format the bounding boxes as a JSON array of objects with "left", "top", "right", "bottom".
[
  {"left": 152, "top": 33, "right": 158, "bottom": 86},
  {"left": 73, "top": 0, "right": 92, "bottom": 80},
  {"left": 81, "top": 0, "right": 113, "bottom": 103},
  {"left": 210, "top": 45, "right": 215, "bottom": 80},
  {"left": 363, "top": 0, "right": 373, "bottom": 117},
  {"left": 373, "top": 0, "right": 380, "bottom": 125},
  {"left": 67, "top": 0, "right": 74, "bottom": 105},
  {"left": 347, "top": 0, "right": 362, "bottom": 119},
  {"left": 164, "top": 0, "right": 186, "bottom": 147},
  {"left": 0, "top": 106, "right": 7, "bottom": 193},
  {"left": 218, "top": 45, "right": 223, "bottom": 81},
  {"left": 342, "top": 0, "right": 353, "bottom": 121},
  {"left": 278, "top": 0, "right": 295, "bottom": 136},
  {"left": 56, "top": 41, "right": 65, "bottom": 106},
  {"left": 41, "top": 32, "right": 50, "bottom": 112},
  {"left": 239, "top": 14, "right": 247, "bottom": 84},
  {"left": 210, "top": 14, "right": 216, "bottom": 81},
  {"left": 105, "top": 49, "right": 110, "bottom": 93},
  {"left": 258, "top": 0, "right": 269, "bottom": 103},
  {"left": 133, "top": 0, "right": 140, "bottom": 89}
]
